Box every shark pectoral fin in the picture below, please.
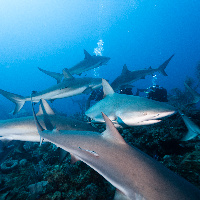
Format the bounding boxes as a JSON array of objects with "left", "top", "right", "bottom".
[
  {"left": 79, "top": 147, "right": 99, "bottom": 157},
  {"left": 70, "top": 153, "right": 80, "bottom": 164},
  {"left": 40, "top": 136, "right": 44, "bottom": 146},
  {"left": 180, "top": 114, "right": 200, "bottom": 141},
  {"left": 102, "top": 112, "right": 126, "bottom": 145},
  {"left": 102, "top": 79, "right": 114, "bottom": 97},
  {"left": 116, "top": 117, "right": 129, "bottom": 128},
  {"left": 181, "top": 130, "right": 198, "bottom": 141},
  {"left": 114, "top": 189, "right": 131, "bottom": 200}
]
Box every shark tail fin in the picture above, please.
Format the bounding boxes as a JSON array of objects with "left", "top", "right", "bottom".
[
  {"left": 38, "top": 67, "right": 63, "bottom": 84},
  {"left": 184, "top": 82, "right": 200, "bottom": 104},
  {"left": 158, "top": 54, "right": 174, "bottom": 76},
  {"left": 0, "top": 89, "right": 25, "bottom": 115}
]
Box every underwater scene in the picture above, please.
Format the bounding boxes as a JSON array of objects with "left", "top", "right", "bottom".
[{"left": 0, "top": 0, "right": 200, "bottom": 199}]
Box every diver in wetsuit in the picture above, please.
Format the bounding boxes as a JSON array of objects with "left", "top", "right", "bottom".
[{"left": 136, "top": 75, "right": 168, "bottom": 102}]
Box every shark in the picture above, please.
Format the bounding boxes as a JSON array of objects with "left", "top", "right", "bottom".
[
  {"left": 180, "top": 112, "right": 200, "bottom": 141},
  {"left": 111, "top": 54, "right": 174, "bottom": 91},
  {"left": 32, "top": 101, "right": 200, "bottom": 200},
  {"left": 184, "top": 82, "right": 200, "bottom": 104},
  {"left": 0, "top": 99, "right": 97, "bottom": 142},
  {"left": 38, "top": 49, "right": 110, "bottom": 83},
  {"left": 0, "top": 69, "right": 102, "bottom": 114},
  {"left": 85, "top": 79, "right": 176, "bottom": 126}
]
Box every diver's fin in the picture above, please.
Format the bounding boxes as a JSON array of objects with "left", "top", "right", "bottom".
[
  {"left": 38, "top": 67, "right": 63, "bottom": 84},
  {"left": 158, "top": 54, "right": 174, "bottom": 76},
  {"left": 0, "top": 89, "right": 25, "bottom": 115}
]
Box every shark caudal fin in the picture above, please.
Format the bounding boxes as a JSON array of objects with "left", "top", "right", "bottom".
[
  {"left": 38, "top": 67, "right": 63, "bottom": 84},
  {"left": 184, "top": 82, "right": 200, "bottom": 104},
  {"left": 0, "top": 89, "right": 25, "bottom": 115},
  {"left": 158, "top": 54, "right": 174, "bottom": 76}
]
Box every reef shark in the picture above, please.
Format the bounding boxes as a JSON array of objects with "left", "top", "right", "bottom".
[
  {"left": 32, "top": 102, "right": 200, "bottom": 200},
  {"left": 111, "top": 54, "right": 174, "bottom": 91},
  {"left": 184, "top": 82, "right": 200, "bottom": 104},
  {"left": 0, "top": 99, "right": 96, "bottom": 142},
  {"left": 180, "top": 112, "right": 200, "bottom": 141},
  {"left": 85, "top": 79, "right": 176, "bottom": 126},
  {"left": 0, "top": 69, "right": 102, "bottom": 114},
  {"left": 38, "top": 49, "right": 110, "bottom": 83}
]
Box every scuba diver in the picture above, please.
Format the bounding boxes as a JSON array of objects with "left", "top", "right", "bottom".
[
  {"left": 136, "top": 75, "right": 168, "bottom": 102},
  {"left": 119, "top": 87, "right": 133, "bottom": 95}
]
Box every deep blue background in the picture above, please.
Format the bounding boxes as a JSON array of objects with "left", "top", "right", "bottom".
[{"left": 0, "top": 0, "right": 200, "bottom": 115}]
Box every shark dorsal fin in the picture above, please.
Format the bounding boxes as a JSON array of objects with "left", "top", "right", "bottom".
[
  {"left": 148, "top": 66, "right": 152, "bottom": 70},
  {"left": 121, "top": 64, "right": 130, "bottom": 75},
  {"left": 84, "top": 49, "right": 92, "bottom": 60},
  {"left": 102, "top": 79, "right": 114, "bottom": 97},
  {"left": 40, "top": 99, "right": 55, "bottom": 115},
  {"left": 62, "top": 68, "right": 74, "bottom": 79},
  {"left": 101, "top": 112, "right": 126, "bottom": 145}
]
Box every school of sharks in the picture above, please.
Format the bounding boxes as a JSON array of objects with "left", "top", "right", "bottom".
[{"left": 0, "top": 49, "right": 200, "bottom": 200}]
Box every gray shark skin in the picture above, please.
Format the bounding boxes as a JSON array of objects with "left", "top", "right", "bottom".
[
  {"left": 85, "top": 79, "right": 176, "bottom": 126},
  {"left": 32, "top": 104, "right": 200, "bottom": 200},
  {"left": 0, "top": 99, "right": 97, "bottom": 142},
  {"left": 111, "top": 54, "right": 174, "bottom": 91},
  {"left": 180, "top": 112, "right": 200, "bottom": 141},
  {"left": 0, "top": 70, "right": 102, "bottom": 114},
  {"left": 38, "top": 49, "right": 110, "bottom": 83}
]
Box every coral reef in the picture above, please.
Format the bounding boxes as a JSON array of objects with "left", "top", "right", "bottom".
[{"left": 0, "top": 110, "right": 200, "bottom": 199}]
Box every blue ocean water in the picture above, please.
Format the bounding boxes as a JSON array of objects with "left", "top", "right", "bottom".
[
  {"left": 0, "top": 0, "right": 200, "bottom": 115},
  {"left": 0, "top": 1, "right": 200, "bottom": 199}
]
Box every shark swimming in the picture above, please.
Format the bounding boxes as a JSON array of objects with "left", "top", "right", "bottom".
[
  {"left": 0, "top": 99, "right": 97, "bottom": 142},
  {"left": 85, "top": 79, "right": 176, "bottom": 126},
  {"left": 32, "top": 102, "right": 200, "bottom": 200},
  {"left": 184, "top": 82, "right": 200, "bottom": 104},
  {"left": 180, "top": 112, "right": 200, "bottom": 141},
  {"left": 0, "top": 69, "right": 102, "bottom": 114},
  {"left": 111, "top": 54, "right": 174, "bottom": 91},
  {"left": 38, "top": 49, "right": 110, "bottom": 83}
]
